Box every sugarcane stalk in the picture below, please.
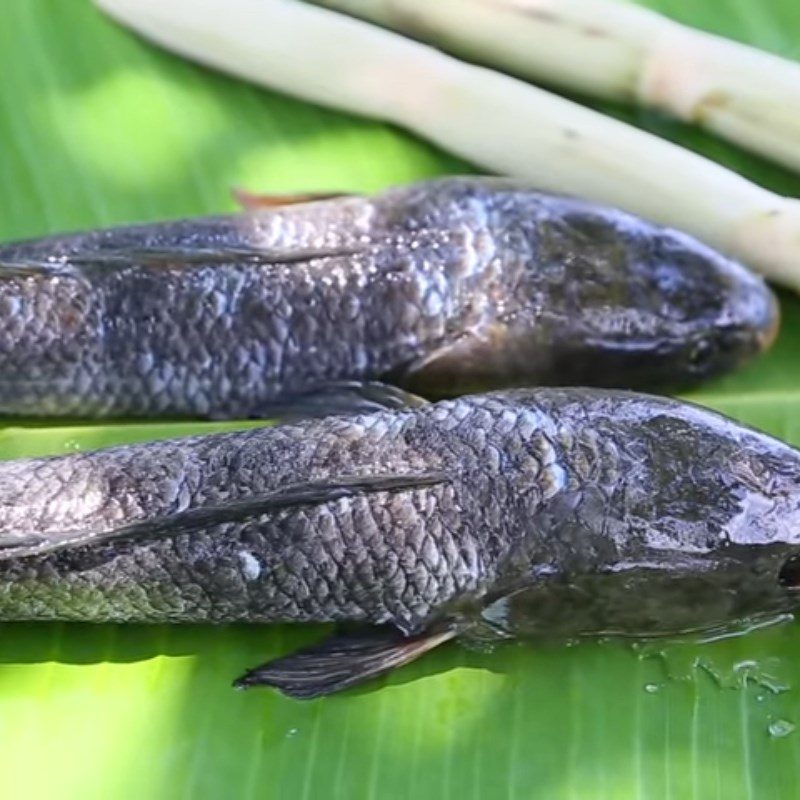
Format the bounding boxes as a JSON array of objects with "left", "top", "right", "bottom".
[
  {"left": 95, "top": 0, "right": 800, "bottom": 289},
  {"left": 315, "top": 0, "right": 800, "bottom": 175}
]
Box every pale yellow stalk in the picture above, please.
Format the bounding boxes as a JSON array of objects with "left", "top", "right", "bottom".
[
  {"left": 95, "top": 0, "right": 800, "bottom": 288},
  {"left": 318, "top": 0, "right": 800, "bottom": 174}
]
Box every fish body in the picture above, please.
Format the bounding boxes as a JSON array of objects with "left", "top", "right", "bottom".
[
  {"left": 0, "top": 177, "right": 778, "bottom": 418},
  {"left": 0, "top": 388, "right": 798, "bottom": 696}
]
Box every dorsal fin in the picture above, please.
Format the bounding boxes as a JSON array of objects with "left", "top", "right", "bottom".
[
  {"left": 252, "top": 381, "right": 429, "bottom": 421},
  {"left": 231, "top": 187, "right": 353, "bottom": 210},
  {"left": 0, "top": 471, "right": 448, "bottom": 561}
]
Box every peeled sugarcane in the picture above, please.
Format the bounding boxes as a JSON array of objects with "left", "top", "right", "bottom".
[
  {"left": 315, "top": 0, "right": 800, "bottom": 175},
  {"left": 95, "top": 0, "right": 800, "bottom": 289}
]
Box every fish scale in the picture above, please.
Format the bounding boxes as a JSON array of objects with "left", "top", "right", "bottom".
[
  {"left": 0, "top": 178, "right": 778, "bottom": 418},
  {"left": 0, "top": 388, "right": 800, "bottom": 696},
  {"left": 0, "top": 397, "right": 496, "bottom": 625}
]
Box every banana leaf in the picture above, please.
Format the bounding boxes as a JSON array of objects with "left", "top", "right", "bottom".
[{"left": 1, "top": 1, "right": 800, "bottom": 797}]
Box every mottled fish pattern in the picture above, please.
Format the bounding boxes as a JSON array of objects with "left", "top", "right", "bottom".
[
  {"left": 0, "top": 389, "right": 798, "bottom": 696},
  {"left": 0, "top": 178, "right": 778, "bottom": 418}
]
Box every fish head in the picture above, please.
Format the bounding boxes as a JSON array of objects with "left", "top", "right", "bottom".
[
  {"left": 630, "top": 232, "right": 779, "bottom": 384},
  {"left": 532, "top": 220, "right": 780, "bottom": 390},
  {"left": 404, "top": 211, "right": 779, "bottom": 397},
  {"left": 698, "top": 436, "right": 800, "bottom": 613},
  {"left": 472, "top": 395, "right": 800, "bottom": 642}
]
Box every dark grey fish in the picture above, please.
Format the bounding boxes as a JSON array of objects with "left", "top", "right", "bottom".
[
  {"left": 0, "top": 387, "right": 798, "bottom": 698},
  {"left": 0, "top": 177, "right": 778, "bottom": 418}
]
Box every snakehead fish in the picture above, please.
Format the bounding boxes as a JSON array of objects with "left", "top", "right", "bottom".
[
  {"left": 0, "top": 386, "right": 799, "bottom": 698},
  {"left": 0, "top": 177, "right": 778, "bottom": 418}
]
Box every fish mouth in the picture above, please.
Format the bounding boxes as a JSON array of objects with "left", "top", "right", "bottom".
[
  {"left": 728, "top": 274, "right": 781, "bottom": 356},
  {"left": 755, "top": 295, "right": 781, "bottom": 353},
  {"left": 778, "top": 554, "right": 800, "bottom": 596},
  {"left": 778, "top": 554, "right": 800, "bottom": 593},
  {"left": 682, "top": 312, "right": 778, "bottom": 381}
]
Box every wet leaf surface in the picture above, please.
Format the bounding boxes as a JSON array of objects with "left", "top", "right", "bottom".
[{"left": 0, "top": 1, "right": 799, "bottom": 797}]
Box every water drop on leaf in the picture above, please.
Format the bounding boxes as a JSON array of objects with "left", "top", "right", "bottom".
[{"left": 768, "top": 719, "right": 795, "bottom": 738}]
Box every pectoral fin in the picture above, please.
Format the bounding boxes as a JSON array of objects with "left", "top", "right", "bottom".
[
  {"left": 247, "top": 380, "right": 429, "bottom": 422},
  {"left": 397, "top": 324, "right": 512, "bottom": 397},
  {"left": 0, "top": 242, "right": 368, "bottom": 278},
  {"left": 232, "top": 187, "right": 354, "bottom": 210},
  {"left": 233, "top": 625, "right": 460, "bottom": 699},
  {"left": 0, "top": 471, "right": 448, "bottom": 561},
  {"left": 77, "top": 243, "right": 365, "bottom": 268}
]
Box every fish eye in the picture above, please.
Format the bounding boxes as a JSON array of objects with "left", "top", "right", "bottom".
[
  {"left": 688, "top": 340, "right": 714, "bottom": 370},
  {"left": 778, "top": 555, "right": 800, "bottom": 590}
]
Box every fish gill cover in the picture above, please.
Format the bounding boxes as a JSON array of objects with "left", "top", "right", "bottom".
[{"left": 0, "top": 0, "right": 799, "bottom": 798}]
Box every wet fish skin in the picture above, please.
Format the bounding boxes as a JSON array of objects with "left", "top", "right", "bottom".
[
  {"left": 0, "top": 389, "right": 799, "bottom": 696},
  {"left": 0, "top": 177, "right": 778, "bottom": 418},
  {"left": 0, "top": 400, "right": 504, "bottom": 629}
]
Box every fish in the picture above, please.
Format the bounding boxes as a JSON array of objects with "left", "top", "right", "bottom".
[
  {"left": 0, "top": 177, "right": 778, "bottom": 419},
  {"left": 0, "top": 385, "right": 799, "bottom": 698}
]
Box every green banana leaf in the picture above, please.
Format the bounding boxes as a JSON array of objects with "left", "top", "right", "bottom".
[{"left": 1, "top": 1, "right": 800, "bottom": 797}]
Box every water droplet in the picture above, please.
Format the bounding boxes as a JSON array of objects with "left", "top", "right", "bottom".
[
  {"left": 694, "top": 613, "right": 794, "bottom": 644},
  {"left": 644, "top": 683, "right": 660, "bottom": 694},
  {"left": 689, "top": 655, "right": 791, "bottom": 694},
  {"left": 730, "top": 657, "right": 791, "bottom": 694},
  {"left": 640, "top": 638, "right": 792, "bottom": 695},
  {"left": 768, "top": 719, "right": 795, "bottom": 738},
  {"left": 286, "top": 727, "right": 299, "bottom": 739}
]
